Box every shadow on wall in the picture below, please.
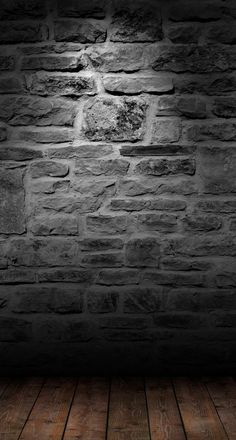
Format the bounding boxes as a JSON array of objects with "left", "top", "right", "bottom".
[{"left": 0, "top": 0, "right": 236, "bottom": 374}]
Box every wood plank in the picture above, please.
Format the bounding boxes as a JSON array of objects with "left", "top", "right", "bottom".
[
  {"left": 19, "top": 377, "right": 77, "bottom": 440},
  {"left": 205, "top": 377, "right": 236, "bottom": 439},
  {"left": 107, "top": 377, "right": 150, "bottom": 440},
  {"left": 173, "top": 377, "right": 228, "bottom": 440},
  {"left": 0, "top": 377, "right": 44, "bottom": 440},
  {"left": 145, "top": 377, "right": 186, "bottom": 440},
  {"left": 63, "top": 377, "right": 110, "bottom": 440}
]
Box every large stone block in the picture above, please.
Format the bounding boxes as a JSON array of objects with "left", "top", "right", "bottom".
[
  {"left": 83, "top": 97, "right": 147, "bottom": 141},
  {"left": 85, "top": 44, "right": 145, "bottom": 72},
  {"left": 0, "top": 168, "right": 25, "bottom": 234}
]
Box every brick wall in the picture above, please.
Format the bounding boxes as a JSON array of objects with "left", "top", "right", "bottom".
[{"left": 0, "top": 0, "right": 236, "bottom": 374}]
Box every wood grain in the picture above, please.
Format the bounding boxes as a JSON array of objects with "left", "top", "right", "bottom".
[
  {"left": 64, "top": 377, "right": 110, "bottom": 440},
  {"left": 107, "top": 377, "right": 150, "bottom": 440},
  {"left": 0, "top": 377, "right": 44, "bottom": 440},
  {"left": 19, "top": 377, "right": 76, "bottom": 440},
  {"left": 174, "top": 377, "right": 228, "bottom": 440},
  {"left": 145, "top": 377, "right": 186, "bottom": 440},
  {"left": 205, "top": 376, "right": 236, "bottom": 439}
]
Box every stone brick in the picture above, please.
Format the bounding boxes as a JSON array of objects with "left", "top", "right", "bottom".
[
  {"left": 25, "top": 72, "right": 96, "bottom": 96},
  {"left": 230, "top": 219, "right": 236, "bottom": 231},
  {"left": 153, "top": 313, "right": 204, "bottom": 329},
  {"left": 34, "top": 194, "right": 103, "bottom": 215},
  {"left": 216, "top": 273, "right": 236, "bottom": 288},
  {"left": 110, "top": 0, "right": 162, "bottom": 42},
  {"left": 151, "top": 118, "right": 181, "bottom": 143},
  {"left": 15, "top": 127, "right": 75, "bottom": 143},
  {"left": 30, "top": 161, "right": 69, "bottom": 178},
  {"left": 83, "top": 96, "right": 147, "bottom": 141},
  {"left": 174, "top": 73, "right": 236, "bottom": 95},
  {"left": 168, "top": 1, "right": 222, "bottom": 22},
  {"left": 125, "top": 238, "right": 160, "bottom": 267},
  {"left": 151, "top": 45, "right": 236, "bottom": 73},
  {"left": 123, "top": 287, "right": 161, "bottom": 313},
  {"left": 0, "top": 145, "right": 43, "bottom": 161},
  {"left": 100, "top": 316, "right": 148, "bottom": 329},
  {"left": 48, "top": 144, "right": 113, "bottom": 159},
  {"left": 0, "top": 125, "right": 7, "bottom": 141},
  {"left": 11, "top": 285, "right": 84, "bottom": 314},
  {"left": 0, "top": 168, "right": 25, "bottom": 234},
  {"left": 161, "top": 258, "right": 212, "bottom": 272},
  {"left": 38, "top": 269, "right": 93, "bottom": 283},
  {"left": 0, "top": 318, "right": 31, "bottom": 342},
  {"left": 8, "top": 238, "right": 79, "bottom": 266},
  {"left": 0, "top": 96, "right": 77, "bottom": 126},
  {"left": 182, "top": 213, "right": 222, "bottom": 232},
  {"left": 34, "top": 318, "right": 93, "bottom": 342},
  {"left": 166, "top": 23, "right": 201, "bottom": 44},
  {"left": 164, "top": 236, "right": 236, "bottom": 257},
  {"left": 54, "top": 20, "right": 106, "bottom": 43},
  {"left": 186, "top": 121, "right": 236, "bottom": 141},
  {"left": 103, "top": 74, "right": 173, "bottom": 95},
  {"left": 120, "top": 144, "right": 195, "bottom": 157},
  {"left": 155, "top": 96, "right": 206, "bottom": 119},
  {"left": 0, "top": 76, "right": 23, "bottom": 94},
  {"left": 143, "top": 271, "right": 205, "bottom": 287},
  {"left": 0, "top": 241, "right": 7, "bottom": 269},
  {"left": 74, "top": 159, "right": 129, "bottom": 176},
  {"left": 79, "top": 238, "right": 123, "bottom": 251},
  {"left": 85, "top": 44, "right": 145, "bottom": 72},
  {"left": 134, "top": 158, "right": 195, "bottom": 176},
  {"left": 196, "top": 200, "right": 236, "bottom": 213},
  {"left": 0, "top": 22, "right": 48, "bottom": 44},
  {"left": 137, "top": 213, "right": 178, "bottom": 233},
  {"left": 199, "top": 146, "right": 236, "bottom": 194},
  {"left": 148, "top": 199, "right": 187, "bottom": 211},
  {"left": 206, "top": 22, "right": 236, "bottom": 44},
  {"left": 86, "top": 215, "right": 128, "bottom": 234},
  {"left": 0, "top": 56, "right": 15, "bottom": 71},
  {"left": 87, "top": 289, "right": 118, "bottom": 313},
  {"left": 30, "top": 215, "right": 78, "bottom": 236},
  {"left": 109, "top": 198, "right": 186, "bottom": 212},
  {"left": 97, "top": 269, "right": 140, "bottom": 285},
  {"left": 21, "top": 55, "right": 85, "bottom": 71},
  {"left": 212, "top": 97, "right": 236, "bottom": 118},
  {"left": 81, "top": 252, "right": 123, "bottom": 267},
  {"left": 0, "top": 269, "right": 35, "bottom": 284},
  {"left": 0, "top": 0, "right": 47, "bottom": 19},
  {"left": 73, "top": 180, "right": 116, "bottom": 197},
  {"left": 58, "top": 0, "right": 106, "bottom": 18}
]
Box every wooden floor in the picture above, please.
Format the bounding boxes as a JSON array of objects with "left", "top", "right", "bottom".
[{"left": 0, "top": 377, "right": 235, "bottom": 439}]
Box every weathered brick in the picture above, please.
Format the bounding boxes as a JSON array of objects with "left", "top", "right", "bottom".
[
  {"left": 97, "top": 269, "right": 140, "bottom": 285},
  {"left": 0, "top": 269, "right": 35, "bottom": 284},
  {"left": 58, "top": 0, "right": 106, "bottom": 18},
  {"left": 0, "top": 55, "right": 15, "bottom": 71},
  {"left": 25, "top": 72, "right": 96, "bottom": 96},
  {"left": 21, "top": 55, "right": 85, "bottom": 71},
  {"left": 174, "top": 73, "right": 236, "bottom": 95},
  {"left": 0, "top": 22, "right": 48, "bottom": 43},
  {"left": 151, "top": 45, "right": 236, "bottom": 73},
  {"left": 126, "top": 238, "right": 160, "bottom": 267},
  {"left": 30, "top": 215, "right": 78, "bottom": 236},
  {"left": 38, "top": 269, "right": 93, "bottom": 283},
  {"left": 0, "top": 125, "right": 7, "bottom": 141},
  {"left": 230, "top": 219, "right": 236, "bottom": 231},
  {"left": 83, "top": 96, "right": 147, "bottom": 141},
  {"left": 212, "top": 97, "right": 236, "bottom": 118},
  {"left": 123, "top": 287, "right": 161, "bottom": 313},
  {"left": 14, "top": 127, "right": 74, "bottom": 143},
  {"left": 216, "top": 273, "right": 236, "bottom": 288},
  {"left": 109, "top": 199, "right": 147, "bottom": 211},
  {"left": 11, "top": 285, "right": 84, "bottom": 313},
  {"left": 0, "top": 168, "right": 25, "bottom": 234},
  {"left": 153, "top": 313, "right": 204, "bottom": 329},
  {"left": 0, "top": 0, "right": 46, "bottom": 19},
  {"left": 182, "top": 213, "right": 222, "bottom": 232},
  {"left": 186, "top": 120, "right": 236, "bottom": 141},
  {"left": 34, "top": 194, "right": 103, "bottom": 215},
  {"left": 0, "top": 76, "right": 23, "bottom": 94},
  {"left": 109, "top": 198, "right": 186, "bottom": 212},
  {"left": 155, "top": 96, "right": 206, "bottom": 119},
  {"left": 199, "top": 146, "right": 236, "bottom": 193},
  {"left": 72, "top": 180, "right": 116, "bottom": 197},
  {"left": 143, "top": 271, "right": 205, "bottom": 287},
  {"left": 166, "top": 23, "right": 201, "bottom": 44},
  {"left": 137, "top": 213, "right": 178, "bottom": 233},
  {"left": 87, "top": 289, "right": 118, "bottom": 313},
  {"left": 0, "top": 145, "right": 43, "bottom": 161},
  {"left": 8, "top": 238, "right": 79, "bottom": 267},
  {"left": 206, "top": 22, "right": 236, "bottom": 44},
  {"left": 79, "top": 238, "right": 123, "bottom": 252},
  {"left": 110, "top": 0, "right": 162, "bottom": 42},
  {"left": 0, "top": 318, "right": 31, "bottom": 342},
  {"left": 120, "top": 144, "right": 195, "bottom": 157},
  {"left": 85, "top": 44, "right": 145, "bottom": 72},
  {"left": 152, "top": 118, "right": 181, "bottom": 143},
  {"left": 30, "top": 161, "right": 69, "bottom": 178},
  {"left": 103, "top": 74, "right": 173, "bottom": 95},
  {"left": 0, "top": 96, "right": 77, "bottom": 126},
  {"left": 161, "top": 258, "right": 212, "bottom": 272},
  {"left": 48, "top": 144, "right": 112, "bottom": 159},
  {"left": 74, "top": 158, "right": 129, "bottom": 176},
  {"left": 86, "top": 215, "right": 128, "bottom": 234},
  {"left": 196, "top": 200, "right": 236, "bottom": 213},
  {"left": 134, "top": 158, "right": 195, "bottom": 176},
  {"left": 164, "top": 236, "right": 236, "bottom": 257},
  {"left": 164, "top": 288, "right": 236, "bottom": 312},
  {"left": 54, "top": 20, "right": 106, "bottom": 43},
  {"left": 81, "top": 252, "right": 123, "bottom": 267}
]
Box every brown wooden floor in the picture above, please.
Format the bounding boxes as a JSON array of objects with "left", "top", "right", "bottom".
[{"left": 0, "top": 377, "right": 235, "bottom": 439}]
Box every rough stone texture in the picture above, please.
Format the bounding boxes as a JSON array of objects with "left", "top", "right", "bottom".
[{"left": 0, "top": 0, "right": 235, "bottom": 375}]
